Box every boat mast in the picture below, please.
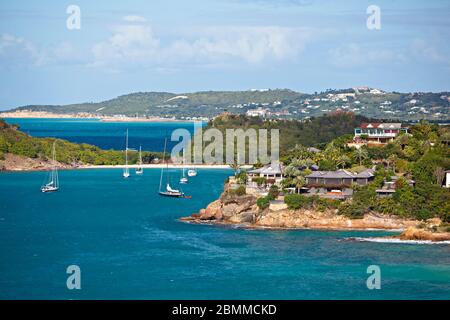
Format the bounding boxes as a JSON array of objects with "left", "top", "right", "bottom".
[
  {"left": 182, "top": 147, "right": 186, "bottom": 178},
  {"left": 159, "top": 136, "right": 167, "bottom": 192},
  {"left": 124, "top": 129, "right": 129, "bottom": 175},
  {"left": 53, "top": 141, "right": 58, "bottom": 188}
]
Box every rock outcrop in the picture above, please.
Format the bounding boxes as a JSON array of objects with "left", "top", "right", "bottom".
[
  {"left": 395, "top": 227, "right": 450, "bottom": 242},
  {"left": 0, "top": 153, "right": 72, "bottom": 171},
  {"left": 181, "top": 184, "right": 449, "bottom": 240}
]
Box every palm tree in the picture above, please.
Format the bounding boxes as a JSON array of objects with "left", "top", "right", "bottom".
[
  {"left": 293, "top": 176, "right": 306, "bottom": 191},
  {"left": 229, "top": 162, "right": 241, "bottom": 176},
  {"left": 336, "top": 155, "right": 351, "bottom": 169},
  {"left": 353, "top": 147, "right": 368, "bottom": 166}
]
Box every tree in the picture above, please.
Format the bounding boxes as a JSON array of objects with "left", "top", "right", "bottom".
[
  {"left": 353, "top": 147, "right": 368, "bottom": 166},
  {"left": 336, "top": 155, "right": 351, "bottom": 169},
  {"left": 433, "top": 166, "right": 445, "bottom": 186},
  {"left": 229, "top": 162, "right": 241, "bottom": 176},
  {"left": 387, "top": 154, "right": 398, "bottom": 172}
]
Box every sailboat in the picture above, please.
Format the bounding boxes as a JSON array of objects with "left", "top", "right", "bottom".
[
  {"left": 180, "top": 148, "right": 188, "bottom": 184},
  {"left": 136, "top": 145, "right": 144, "bottom": 175},
  {"left": 123, "top": 129, "right": 130, "bottom": 178},
  {"left": 158, "top": 136, "right": 185, "bottom": 198},
  {"left": 41, "top": 141, "right": 59, "bottom": 193}
]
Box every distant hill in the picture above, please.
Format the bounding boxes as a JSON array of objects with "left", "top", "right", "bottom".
[
  {"left": 5, "top": 88, "right": 450, "bottom": 121},
  {"left": 8, "top": 89, "right": 302, "bottom": 118}
]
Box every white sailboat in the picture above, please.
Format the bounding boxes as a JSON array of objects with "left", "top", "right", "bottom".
[
  {"left": 41, "top": 141, "right": 59, "bottom": 193},
  {"left": 158, "top": 136, "right": 187, "bottom": 198},
  {"left": 180, "top": 148, "right": 188, "bottom": 184},
  {"left": 136, "top": 145, "right": 144, "bottom": 175},
  {"left": 123, "top": 129, "right": 130, "bottom": 178}
]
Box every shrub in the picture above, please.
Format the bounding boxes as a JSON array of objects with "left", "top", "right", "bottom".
[
  {"left": 338, "top": 202, "right": 365, "bottom": 218},
  {"left": 252, "top": 177, "right": 267, "bottom": 186},
  {"left": 284, "top": 194, "right": 308, "bottom": 210},
  {"left": 316, "top": 198, "right": 340, "bottom": 211},
  {"left": 236, "top": 171, "right": 247, "bottom": 184},
  {"left": 229, "top": 185, "right": 246, "bottom": 196},
  {"left": 267, "top": 185, "right": 279, "bottom": 200},
  {"left": 257, "top": 196, "right": 270, "bottom": 210}
]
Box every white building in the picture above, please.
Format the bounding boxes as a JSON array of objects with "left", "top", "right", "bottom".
[{"left": 246, "top": 107, "right": 268, "bottom": 117}]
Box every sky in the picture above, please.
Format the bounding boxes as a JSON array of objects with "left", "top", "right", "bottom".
[{"left": 0, "top": 0, "right": 449, "bottom": 109}]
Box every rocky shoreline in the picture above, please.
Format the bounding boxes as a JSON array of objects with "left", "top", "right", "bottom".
[
  {"left": 0, "top": 153, "right": 73, "bottom": 172},
  {"left": 181, "top": 183, "right": 450, "bottom": 243}
]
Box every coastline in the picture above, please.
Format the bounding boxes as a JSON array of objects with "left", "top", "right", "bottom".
[
  {"left": 0, "top": 111, "right": 196, "bottom": 123},
  {"left": 0, "top": 154, "right": 236, "bottom": 172},
  {"left": 180, "top": 183, "right": 450, "bottom": 243}
]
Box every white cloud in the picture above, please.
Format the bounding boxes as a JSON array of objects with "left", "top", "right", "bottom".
[
  {"left": 410, "top": 39, "right": 448, "bottom": 64},
  {"left": 90, "top": 19, "right": 312, "bottom": 70},
  {"left": 91, "top": 24, "right": 160, "bottom": 68},
  {"left": 0, "top": 33, "right": 46, "bottom": 66}
]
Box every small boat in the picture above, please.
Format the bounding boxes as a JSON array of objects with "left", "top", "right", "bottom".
[
  {"left": 187, "top": 169, "right": 197, "bottom": 177},
  {"left": 158, "top": 136, "right": 187, "bottom": 198},
  {"left": 41, "top": 141, "right": 59, "bottom": 193},
  {"left": 136, "top": 145, "right": 144, "bottom": 175},
  {"left": 123, "top": 129, "right": 130, "bottom": 178}
]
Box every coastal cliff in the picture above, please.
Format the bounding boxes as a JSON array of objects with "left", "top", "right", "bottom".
[
  {"left": 181, "top": 183, "right": 450, "bottom": 241},
  {"left": 0, "top": 153, "right": 72, "bottom": 171}
]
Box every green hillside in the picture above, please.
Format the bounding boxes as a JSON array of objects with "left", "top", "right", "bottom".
[{"left": 5, "top": 88, "right": 450, "bottom": 121}]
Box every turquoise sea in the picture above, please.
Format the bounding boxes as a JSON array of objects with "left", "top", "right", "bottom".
[
  {"left": 0, "top": 119, "right": 449, "bottom": 299},
  {"left": 3, "top": 118, "right": 200, "bottom": 152},
  {"left": 0, "top": 169, "right": 449, "bottom": 300}
]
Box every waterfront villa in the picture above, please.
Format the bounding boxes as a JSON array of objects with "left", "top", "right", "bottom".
[
  {"left": 304, "top": 168, "right": 375, "bottom": 199},
  {"left": 376, "top": 176, "right": 415, "bottom": 197},
  {"left": 305, "top": 168, "right": 375, "bottom": 188},
  {"left": 247, "top": 163, "right": 284, "bottom": 186},
  {"left": 352, "top": 122, "right": 409, "bottom": 146}
]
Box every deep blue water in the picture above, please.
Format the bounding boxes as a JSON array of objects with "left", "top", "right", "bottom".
[
  {"left": 0, "top": 169, "right": 449, "bottom": 300},
  {"left": 3, "top": 118, "right": 201, "bottom": 152}
]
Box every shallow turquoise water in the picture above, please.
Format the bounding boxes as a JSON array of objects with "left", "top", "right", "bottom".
[
  {"left": 3, "top": 118, "right": 201, "bottom": 152},
  {"left": 0, "top": 169, "right": 449, "bottom": 299}
]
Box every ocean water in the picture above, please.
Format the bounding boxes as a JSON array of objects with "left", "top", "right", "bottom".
[
  {"left": 3, "top": 118, "right": 201, "bottom": 152},
  {"left": 0, "top": 169, "right": 449, "bottom": 300}
]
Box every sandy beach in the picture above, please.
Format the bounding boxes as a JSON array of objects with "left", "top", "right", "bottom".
[
  {"left": 0, "top": 111, "right": 198, "bottom": 123},
  {"left": 78, "top": 164, "right": 238, "bottom": 169}
]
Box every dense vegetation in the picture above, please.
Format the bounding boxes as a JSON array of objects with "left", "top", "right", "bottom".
[
  {"left": 0, "top": 119, "right": 162, "bottom": 165},
  {"left": 280, "top": 121, "right": 450, "bottom": 222},
  {"left": 6, "top": 88, "right": 449, "bottom": 121},
  {"left": 207, "top": 111, "right": 369, "bottom": 155}
]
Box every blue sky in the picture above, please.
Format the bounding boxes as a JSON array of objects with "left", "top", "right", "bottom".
[{"left": 0, "top": 0, "right": 449, "bottom": 109}]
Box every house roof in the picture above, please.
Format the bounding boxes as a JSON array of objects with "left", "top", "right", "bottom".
[
  {"left": 355, "top": 168, "right": 375, "bottom": 178},
  {"left": 248, "top": 163, "right": 283, "bottom": 175},
  {"left": 359, "top": 122, "right": 402, "bottom": 129},
  {"left": 306, "top": 168, "right": 374, "bottom": 179}
]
